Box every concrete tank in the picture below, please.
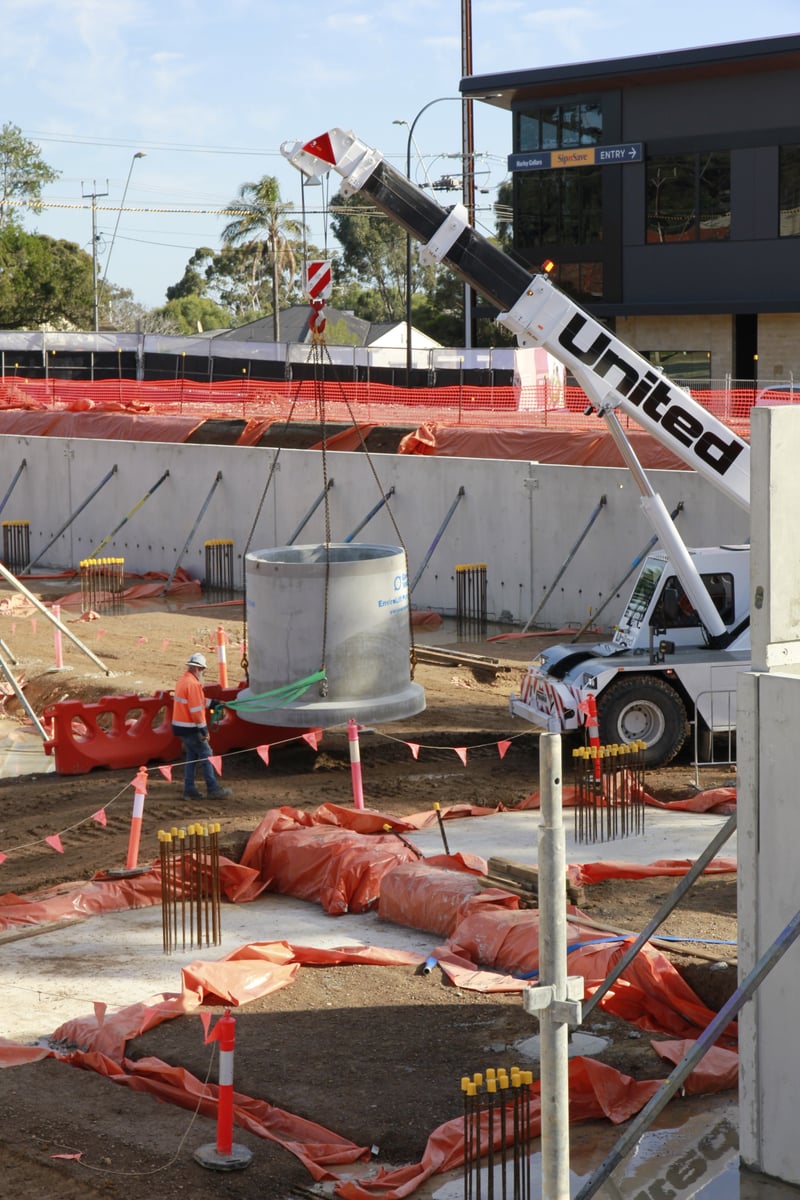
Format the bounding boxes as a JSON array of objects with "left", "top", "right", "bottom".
[{"left": 237, "top": 543, "right": 426, "bottom": 727}]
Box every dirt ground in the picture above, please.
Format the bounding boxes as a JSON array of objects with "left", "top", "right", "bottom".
[{"left": 0, "top": 580, "right": 738, "bottom": 1199}]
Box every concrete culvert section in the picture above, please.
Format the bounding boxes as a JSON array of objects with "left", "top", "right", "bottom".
[{"left": 238, "top": 542, "right": 426, "bottom": 727}]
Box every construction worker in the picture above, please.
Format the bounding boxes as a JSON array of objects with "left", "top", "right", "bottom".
[{"left": 171, "top": 652, "right": 232, "bottom": 800}]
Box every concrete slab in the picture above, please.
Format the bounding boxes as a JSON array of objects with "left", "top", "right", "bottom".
[
  {"left": 407, "top": 806, "right": 737, "bottom": 866},
  {"left": 3, "top": 807, "right": 736, "bottom": 1047}
]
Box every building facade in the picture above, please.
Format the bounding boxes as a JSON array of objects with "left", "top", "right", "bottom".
[{"left": 463, "top": 34, "right": 800, "bottom": 387}]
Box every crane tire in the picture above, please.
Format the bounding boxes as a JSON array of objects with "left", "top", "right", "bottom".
[{"left": 596, "top": 676, "right": 688, "bottom": 768}]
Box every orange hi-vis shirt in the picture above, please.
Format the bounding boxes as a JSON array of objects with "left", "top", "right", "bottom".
[{"left": 172, "top": 670, "right": 208, "bottom": 729}]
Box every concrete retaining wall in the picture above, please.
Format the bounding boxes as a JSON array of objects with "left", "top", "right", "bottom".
[{"left": 0, "top": 433, "right": 749, "bottom": 628}]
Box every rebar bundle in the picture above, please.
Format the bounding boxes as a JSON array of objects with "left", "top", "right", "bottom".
[
  {"left": 462, "top": 1067, "right": 535, "bottom": 1200},
  {"left": 2, "top": 520, "right": 30, "bottom": 572},
  {"left": 572, "top": 741, "right": 647, "bottom": 844},
  {"left": 80, "top": 556, "right": 125, "bottom": 613},
  {"left": 159, "top": 823, "right": 222, "bottom": 955},
  {"left": 456, "top": 562, "right": 487, "bottom": 638},
  {"left": 204, "top": 539, "right": 235, "bottom": 599}
]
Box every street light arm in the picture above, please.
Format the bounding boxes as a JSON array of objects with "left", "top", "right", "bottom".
[{"left": 97, "top": 151, "right": 146, "bottom": 315}]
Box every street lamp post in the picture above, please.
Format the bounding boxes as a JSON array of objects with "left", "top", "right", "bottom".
[
  {"left": 394, "top": 96, "right": 463, "bottom": 388},
  {"left": 97, "top": 151, "right": 146, "bottom": 327},
  {"left": 394, "top": 92, "right": 499, "bottom": 383}
]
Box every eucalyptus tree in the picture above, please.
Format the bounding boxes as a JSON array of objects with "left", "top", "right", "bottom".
[{"left": 0, "top": 123, "right": 59, "bottom": 229}]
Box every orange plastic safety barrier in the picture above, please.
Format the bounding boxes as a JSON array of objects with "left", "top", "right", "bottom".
[{"left": 42, "top": 683, "right": 313, "bottom": 775}]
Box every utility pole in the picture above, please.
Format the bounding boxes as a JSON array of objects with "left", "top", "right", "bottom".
[
  {"left": 461, "top": 0, "right": 476, "bottom": 350},
  {"left": 82, "top": 180, "right": 109, "bottom": 332}
]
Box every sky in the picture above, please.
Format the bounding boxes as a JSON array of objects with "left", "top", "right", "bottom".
[{"left": 0, "top": 0, "right": 796, "bottom": 313}]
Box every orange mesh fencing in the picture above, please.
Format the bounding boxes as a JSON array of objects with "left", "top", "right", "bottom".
[{"left": 0, "top": 374, "right": 789, "bottom": 436}]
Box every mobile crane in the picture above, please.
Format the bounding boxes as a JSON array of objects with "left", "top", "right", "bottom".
[{"left": 282, "top": 128, "right": 751, "bottom": 766}]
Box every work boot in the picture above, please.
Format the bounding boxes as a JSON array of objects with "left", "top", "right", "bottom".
[
  {"left": 207, "top": 786, "right": 232, "bottom": 799},
  {"left": 182, "top": 789, "right": 203, "bottom": 800}
]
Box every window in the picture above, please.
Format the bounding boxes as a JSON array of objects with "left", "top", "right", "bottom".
[
  {"left": 518, "top": 103, "right": 603, "bottom": 151},
  {"left": 651, "top": 574, "right": 735, "bottom": 629},
  {"left": 646, "top": 152, "right": 730, "bottom": 243},
  {"left": 780, "top": 146, "right": 800, "bottom": 237},
  {"left": 516, "top": 167, "right": 603, "bottom": 247},
  {"left": 550, "top": 261, "right": 604, "bottom": 302}
]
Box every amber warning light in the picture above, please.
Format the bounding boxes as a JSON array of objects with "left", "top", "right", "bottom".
[{"left": 541, "top": 259, "right": 555, "bottom": 275}]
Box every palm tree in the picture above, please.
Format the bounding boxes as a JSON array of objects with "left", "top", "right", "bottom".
[{"left": 221, "top": 177, "right": 303, "bottom": 341}]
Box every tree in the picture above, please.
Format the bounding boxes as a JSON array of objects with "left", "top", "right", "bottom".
[
  {"left": 221, "top": 178, "right": 303, "bottom": 340},
  {"left": 329, "top": 192, "right": 407, "bottom": 321},
  {"left": 0, "top": 227, "right": 93, "bottom": 327},
  {"left": 0, "top": 123, "right": 59, "bottom": 229},
  {"left": 154, "top": 295, "right": 232, "bottom": 335}
]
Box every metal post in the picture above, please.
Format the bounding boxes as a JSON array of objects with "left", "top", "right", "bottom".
[
  {"left": 522, "top": 495, "right": 607, "bottom": 632},
  {"left": 24, "top": 464, "right": 118, "bottom": 572},
  {"left": 165, "top": 471, "right": 223, "bottom": 592},
  {"left": 409, "top": 485, "right": 466, "bottom": 594},
  {"left": 537, "top": 732, "right": 572, "bottom": 1200}
]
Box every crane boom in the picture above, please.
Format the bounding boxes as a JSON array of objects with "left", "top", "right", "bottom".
[{"left": 282, "top": 128, "right": 749, "bottom": 514}]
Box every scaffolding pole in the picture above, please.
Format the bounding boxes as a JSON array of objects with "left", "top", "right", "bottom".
[{"left": 410, "top": 486, "right": 465, "bottom": 594}]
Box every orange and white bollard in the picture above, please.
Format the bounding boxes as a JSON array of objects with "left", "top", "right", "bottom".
[
  {"left": 126, "top": 767, "right": 147, "bottom": 870},
  {"left": 584, "top": 694, "right": 602, "bottom": 782},
  {"left": 194, "top": 1008, "right": 253, "bottom": 1171},
  {"left": 348, "top": 718, "right": 364, "bottom": 810},
  {"left": 216, "top": 624, "right": 228, "bottom": 688}
]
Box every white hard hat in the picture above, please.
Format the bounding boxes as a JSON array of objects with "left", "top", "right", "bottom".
[{"left": 186, "top": 652, "right": 208, "bottom": 669}]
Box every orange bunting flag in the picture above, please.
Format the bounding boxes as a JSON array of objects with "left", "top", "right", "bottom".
[
  {"left": 91, "top": 808, "right": 107, "bottom": 826},
  {"left": 132, "top": 768, "right": 148, "bottom": 795},
  {"left": 96, "top": 628, "right": 106, "bottom": 639},
  {"left": 302, "top": 730, "right": 319, "bottom": 751},
  {"left": 94, "top": 1002, "right": 107, "bottom": 1028},
  {"left": 45, "top": 833, "right": 64, "bottom": 854},
  {"left": 0, "top": 851, "right": 6, "bottom": 866},
  {"left": 52, "top": 1152, "right": 83, "bottom": 1161},
  {"left": 406, "top": 742, "right": 420, "bottom": 760},
  {"left": 199, "top": 1010, "right": 213, "bottom": 1040},
  {"left": 158, "top": 764, "right": 173, "bottom": 782},
  {"left": 31, "top": 618, "right": 38, "bottom": 634},
  {"left": 256, "top": 744, "right": 270, "bottom": 767},
  {"left": 453, "top": 747, "right": 468, "bottom": 767},
  {"left": 209, "top": 754, "right": 222, "bottom": 774},
  {"left": 136, "top": 636, "right": 148, "bottom": 647},
  {"left": 161, "top": 638, "right": 170, "bottom": 652},
  {"left": 497, "top": 740, "right": 511, "bottom": 760}
]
